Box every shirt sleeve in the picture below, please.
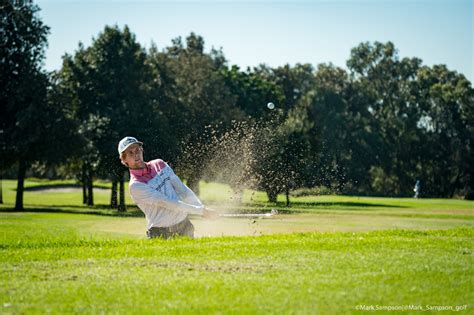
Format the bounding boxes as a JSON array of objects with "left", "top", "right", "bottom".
[
  {"left": 167, "top": 165, "right": 204, "bottom": 207},
  {"left": 130, "top": 182, "right": 204, "bottom": 215}
]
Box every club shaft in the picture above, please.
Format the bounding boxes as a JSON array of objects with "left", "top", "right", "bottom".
[{"left": 219, "top": 213, "right": 273, "bottom": 217}]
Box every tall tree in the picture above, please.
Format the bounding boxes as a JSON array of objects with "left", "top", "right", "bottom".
[
  {"left": 252, "top": 64, "right": 315, "bottom": 201},
  {"left": 347, "top": 41, "right": 423, "bottom": 196},
  {"left": 252, "top": 101, "right": 312, "bottom": 203},
  {"left": 58, "top": 25, "right": 165, "bottom": 209},
  {"left": 297, "top": 64, "right": 350, "bottom": 192},
  {"left": 0, "top": 0, "right": 50, "bottom": 210},
  {"left": 148, "top": 33, "right": 242, "bottom": 194},
  {"left": 415, "top": 65, "right": 473, "bottom": 197},
  {"left": 217, "top": 66, "right": 284, "bottom": 199}
]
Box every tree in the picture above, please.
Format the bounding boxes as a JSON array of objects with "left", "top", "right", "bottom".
[
  {"left": 0, "top": 0, "right": 51, "bottom": 210},
  {"left": 251, "top": 64, "right": 316, "bottom": 202},
  {"left": 294, "top": 64, "right": 347, "bottom": 192},
  {"left": 148, "top": 33, "right": 242, "bottom": 194},
  {"left": 253, "top": 102, "right": 313, "bottom": 203},
  {"left": 257, "top": 63, "right": 316, "bottom": 112},
  {"left": 347, "top": 41, "right": 423, "bottom": 196},
  {"left": 58, "top": 25, "right": 166, "bottom": 210},
  {"left": 222, "top": 65, "right": 284, "bottom": 119},
  {"left": 345, "top": 41, "right": 472, "bottom": 197},
  {"left": 415, "top": 65, "right": 473, "bottom": 197},
  {"left": 56, "top": 48, "right": 104, "bottom": 207}
]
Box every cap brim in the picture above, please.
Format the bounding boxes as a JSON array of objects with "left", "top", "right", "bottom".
[{"left": 120, "top": 141, "right": 143, "bottom": 154}]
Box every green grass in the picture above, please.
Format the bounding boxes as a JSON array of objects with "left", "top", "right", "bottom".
[
  {"left": 1, "top": 179, "right": 472, "bottom": 234},
  {"left": 0, "top": 179, "right": 473, "bottom": 313},
  {"left": 1, "top": 219, "right": 472, "bottom": 314}
]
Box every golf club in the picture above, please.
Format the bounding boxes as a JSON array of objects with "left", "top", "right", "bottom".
[{"left": 218, "top": 208, "right": 278, "bottom": 218}]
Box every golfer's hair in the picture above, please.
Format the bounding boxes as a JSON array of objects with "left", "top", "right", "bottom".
[{"left": 120, "top": 145, "right": 144, "bottom": 167}]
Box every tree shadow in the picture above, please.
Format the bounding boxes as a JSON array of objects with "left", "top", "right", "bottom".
[
  {"left": 0, "top": 205, "right": 144, "bottom": 217},
  {"left": 22, "top": 184, "right": 110, "bottom": 191},
  {"left": 0, "top": 199, "right": 408, "bottom": 218},
  {"left": 280, "top": 201, "right": 408, "bottom": 209}
]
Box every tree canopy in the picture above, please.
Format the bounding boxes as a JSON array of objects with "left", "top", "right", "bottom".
[{"left": 2, "top": 5, "right": 472, "bottom": 206}]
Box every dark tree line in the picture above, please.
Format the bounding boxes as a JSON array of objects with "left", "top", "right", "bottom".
[{"left": 2, "top": 1, "right": 472, "bottom": 211}]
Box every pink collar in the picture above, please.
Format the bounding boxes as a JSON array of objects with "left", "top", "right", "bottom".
[
  {"left": 129, "top": 159, "right": 166, "bottom": 183},
  {"left": 129, "top": 162, "right": 151, "bottom": 178}
]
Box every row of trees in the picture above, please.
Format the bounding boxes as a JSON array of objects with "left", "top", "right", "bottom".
[{"left": 2, "top": 1, "right": 473, "bottom": 211}]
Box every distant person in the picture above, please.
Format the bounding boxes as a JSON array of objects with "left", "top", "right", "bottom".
[
  {"left": 413, "top": 180, "right": 421, "bottom": 198},
  {"left": 118, "top": 136, "right": 217, "bottom": 239}
]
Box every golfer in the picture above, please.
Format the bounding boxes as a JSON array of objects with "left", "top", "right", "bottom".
[{"left": 118, "top": 136, "right": 216, "bottom": 239}]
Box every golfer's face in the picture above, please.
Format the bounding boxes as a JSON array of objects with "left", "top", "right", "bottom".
[{"left": 124, "top": 144, "right": 144, "bottom": 169}]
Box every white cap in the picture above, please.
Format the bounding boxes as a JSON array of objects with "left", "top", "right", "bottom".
[{"left": 118, "top": 136, "right": 143, "bottom": 155}]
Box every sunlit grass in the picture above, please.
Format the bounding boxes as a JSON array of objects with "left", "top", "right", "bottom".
[
  {"left": 0, "top": 179, "right": 474, "bottom": 230},
  {"left": 1, "top": 179, "right": 473, "bottom": 313},
  {"left": 0, "top": 218, "right": 472, "bottom": 314}
]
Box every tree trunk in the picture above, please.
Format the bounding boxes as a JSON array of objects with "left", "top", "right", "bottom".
[
  {"left": 267, "top": 189, "right": 277, "bottom": 203},
  {"left": 285, "top": 188, "right": 290, "bottom": 207},
  {"left": 449, "top": 171, "right": 461, "bottom": 198},
  {"left": 110, "top": 179, "right": 118, "bottom": 208},
  {"left": 82, "top": 162, "right": 87, "bottom": 204},
  {"left": 14, "top": 160, "right": 27, "bottom": 211},
  {"left": 118, "top": 176, "right": 126, "bottom": 212},
  {"left": 0, "top": 174, "right": 3, "bottom": 204},
  {"left": 87, "top": 166, "right": 94, "bottom": 206}
]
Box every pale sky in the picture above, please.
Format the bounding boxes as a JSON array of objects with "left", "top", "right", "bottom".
[{"left": 37, "top": 0, "right": 473, "bottom": 82}]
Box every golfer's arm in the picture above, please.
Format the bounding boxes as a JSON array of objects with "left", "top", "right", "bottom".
[
  {"left": 131, "top": 184, "right": 204, "bottom": 215},
  {"left": 169, "top": 171, "right": 203, "bottom": 207}
]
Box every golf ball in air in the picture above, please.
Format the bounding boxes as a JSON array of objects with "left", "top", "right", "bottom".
[{"left": 267, "top": 102, "right": 275, "bottom": 110}]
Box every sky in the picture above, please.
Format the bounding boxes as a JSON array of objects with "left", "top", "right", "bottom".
[{"left": 36, "top": 0, "right": 473, "bottom": 82}]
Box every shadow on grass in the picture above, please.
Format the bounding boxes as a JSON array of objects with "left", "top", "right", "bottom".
[
  {"left": 282, "top": 201, "right": 408, "bottom": 209},
  {"left": 241, "top": 201, "right": 408, "bottom": 211},
  {"left": 23, "top": 184, "right": 110, "bottom": 191},
  {"left": 0, "top": 199, "right": 409, "bottom": 218},
  {"left": 0, "top": 205, "right": 144, "bottom": 218}
]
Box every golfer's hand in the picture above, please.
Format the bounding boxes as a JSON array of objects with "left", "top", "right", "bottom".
[{"left": 203, "top": 207, "right": 219, "bottom": 220}]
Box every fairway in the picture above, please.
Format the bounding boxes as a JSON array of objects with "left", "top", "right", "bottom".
[
  {"left": 1, "top": 179, "right": 473, "bottom": 237},
  {"left": 1, "top": 180, "right": 473, "bottom": 313}
]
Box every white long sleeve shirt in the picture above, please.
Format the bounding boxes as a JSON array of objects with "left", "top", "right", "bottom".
[{"left": 129, "top": 159, "right": 204, "bottom": 229}]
